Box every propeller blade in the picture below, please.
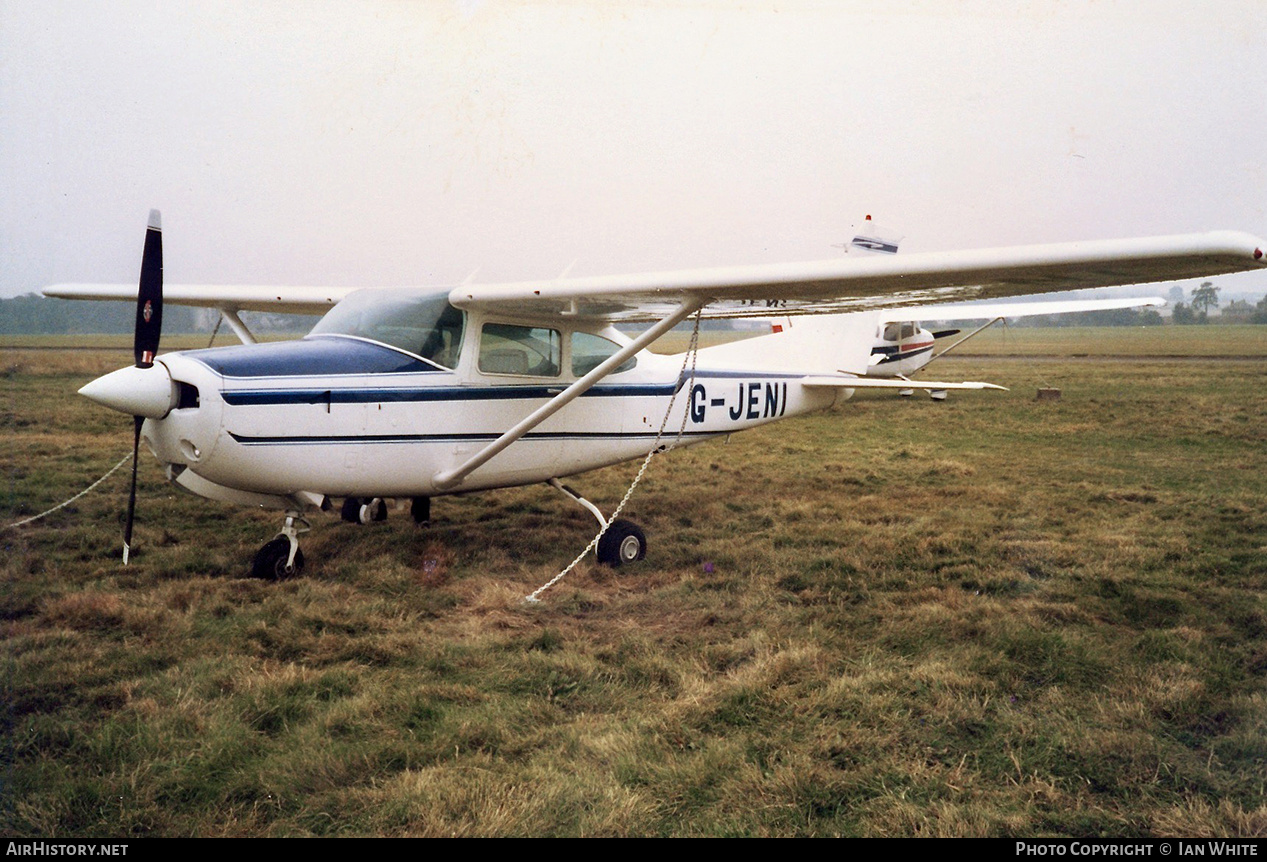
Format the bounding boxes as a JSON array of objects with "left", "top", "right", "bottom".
[
  {"left": 124, "top": 209, "right": 162, "bottom": 564},
  {"left": 123, "top": 416, "right": 142, "bottom": 565},
  {"left": 134, "top": 209, "right": 163, "bottom": 368}
]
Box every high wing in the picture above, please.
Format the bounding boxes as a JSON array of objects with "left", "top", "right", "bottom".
[
  {"left": 450, "top": 232, "right": 1264, "bottom": 321},
  {"left": 43, "top": 283, "right": 360, "bottom": 314},
  {"left": 46, "top": 231, "right": 1264, "bottom": 323}
]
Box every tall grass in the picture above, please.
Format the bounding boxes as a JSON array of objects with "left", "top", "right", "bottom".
[{"left": 2, "top": 346, "right": 1265, "bottom": 836}]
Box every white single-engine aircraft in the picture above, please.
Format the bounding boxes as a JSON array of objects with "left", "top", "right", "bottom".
[
  {"left": 858, "top": 295, "right": 1168, "bottom": 398},
  {"left": 47, "top": 212, "right": 1266, "bottom": 578},
  {"left": 765, "top": 294, "right": 1168, "bottom": 397},
  {"left": 806, "top": 216, "right": 1170, "bottom": 395}
]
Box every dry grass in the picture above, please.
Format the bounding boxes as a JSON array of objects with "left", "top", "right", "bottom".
[{"left": 2, "top": 342, "right": 1265, "bottom": 837}]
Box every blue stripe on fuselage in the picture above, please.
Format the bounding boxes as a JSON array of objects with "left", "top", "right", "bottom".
[
  {"left": 227, "top": 430, "right": 721, "bottom": 445},
  {"left": 218, "top": 370, "right": 802, "bottom": 406},
  {"left": 221, "top": 383, "right": 677, "bottom": 406},
  {"left": 872, "top": 344, "right": 933, "bottom": 365},
  {"left": 186, "top": 336, "right": 805, "bottom": 406}
]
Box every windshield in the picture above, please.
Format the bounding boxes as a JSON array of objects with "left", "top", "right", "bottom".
[{"left": 308, "top": 290, "right": 465, "bottom": 369}]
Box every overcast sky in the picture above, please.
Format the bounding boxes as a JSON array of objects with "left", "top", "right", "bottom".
[{"left": 3, "top": 0, "right": 1265, "bottom": 300}]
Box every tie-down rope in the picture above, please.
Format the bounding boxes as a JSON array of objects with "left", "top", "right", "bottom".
[
  {"left": 3, "top": 451, "right": 133, "bottom": 530},
  {"left": 524, "top": 310, "right": 704, "bottom": 603}
]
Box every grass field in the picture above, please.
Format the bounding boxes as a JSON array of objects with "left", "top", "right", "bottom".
[{"left": 2, "top": 333, "right": 1265, "bottom": 837}]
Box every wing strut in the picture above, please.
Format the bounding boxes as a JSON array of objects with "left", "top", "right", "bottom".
[
  {"left": 433, "top": 297, "right": 709, "bottom": 490},
  {"left": 930, "top": 316, "right": 1005, "bottom": 361},
  {"left": 218, "top": 308, "right": 258, "bottom": 345}
]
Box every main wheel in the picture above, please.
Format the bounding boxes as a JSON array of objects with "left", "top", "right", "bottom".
[
  {"left": 597, "top": 519, "right": 646, "bottom": 567},
  {"left": 360, "top": 497, "right": 388, "bottom": 523},
  {"left": 340, "top": 497, "right": 363, "bottom": 523},
  {"left": 250, "top": 537, "right": 304, "bottom": 581}
]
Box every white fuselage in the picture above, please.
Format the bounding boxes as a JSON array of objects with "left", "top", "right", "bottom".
[
  {"left": 142, "top": 313, "right": 844, "bottom": 507},
  {"left": 866, "top": 321, "right": 937, "bottom": 378}
]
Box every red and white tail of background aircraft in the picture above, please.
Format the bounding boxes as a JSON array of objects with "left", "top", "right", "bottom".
[{"left": 45, "top": 212, "right": 1266, "bottom": 577}]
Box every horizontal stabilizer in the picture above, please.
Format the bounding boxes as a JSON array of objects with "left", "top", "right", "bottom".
[
  {"left": 887, "top": 296, "right": 1166, "bottom": 323},
  {"left": 802, "top": 375, "right": 1007, "bottom": 392}
]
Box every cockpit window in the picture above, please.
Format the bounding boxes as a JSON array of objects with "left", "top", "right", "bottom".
[
  {"left": 308, "top": 290, "right": 465, "bottom": 369},
  {"left": 881, "top": 322, "right": 917, "bottom": 342},
  {"left": 479, "top": 323, "right": 561, "bottom": 377},
  {"left": 572, "top": 332, "right": 636, "bottom": 376}
]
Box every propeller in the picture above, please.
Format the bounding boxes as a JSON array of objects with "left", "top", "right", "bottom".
[{"left": 123, "top": 210, "right": 163, "bottom": 564}]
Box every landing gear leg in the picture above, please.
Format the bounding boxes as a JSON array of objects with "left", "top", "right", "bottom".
[
  {"left": 251, "top": 509, "right": 309, "bottom": 580},
  {"left": 547, "top": 478, "right": 647, "bottom": 567},
  {"left": 340, "top": 496, "right": 387, "bottom": 524},
  {"left": 360, "top": 498, "right": 387, "bottom": 523}
]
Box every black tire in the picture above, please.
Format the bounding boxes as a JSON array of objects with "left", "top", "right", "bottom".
[
  {"left": 250, "top": 537, "right": 304, "bottom": 580},
  {"left": 411, "top": 496, "right": 431, "bottom": 526},
  {"left": 596, "top": 519, "right": 646, "bottom": 567},
  {"left": 340, "top": 497, "right": 362, "bottom": 523}
]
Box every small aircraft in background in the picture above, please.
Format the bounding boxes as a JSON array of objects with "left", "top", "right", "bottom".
[
  {"left": 46, "top": 212, "right": 1266, "bottom": 578},
  {"left": 765, "top": 295, "right": 1167, "bottom": 400},
  {"left": 869, "top": 296, "right": 1166, "bottom": 390},
  {"left": 786, "top": 216, "right": 1170, "bottom": 396}
]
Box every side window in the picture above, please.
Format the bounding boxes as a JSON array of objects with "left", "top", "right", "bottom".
[
  {"left": 571, "top": 332, "right": 636, "bottom": 376},
  {"left": 479, "top": 323, "right": 561, "bottom": 377}
]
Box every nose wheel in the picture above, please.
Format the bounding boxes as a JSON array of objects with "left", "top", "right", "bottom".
[{"left": 250, "top": 511, "right": 308, "bottom": 580}]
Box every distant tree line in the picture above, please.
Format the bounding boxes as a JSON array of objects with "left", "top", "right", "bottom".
[
  {"left": 1165, "top": 282, "right": 1267, "bottom": 325},
  {"left": 1016, "top": 282, "right": 1267, "bottom": 327},
  {"left": 1011, "top": 306, "right": 1165, "bottom": 327},
  {"left": 0, "top": 294, "right": 318, "bottom": 335},
  {"left": 1218, "top": 298, "right": 1267, "bottom": 324}
]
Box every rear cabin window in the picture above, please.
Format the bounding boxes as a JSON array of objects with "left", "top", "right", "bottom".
[
  {"left": 571, "top": 332, "right": 636, "bottom": 376},
  {"left": 479, "top": 323, "right": 562, "bottom": 377}
]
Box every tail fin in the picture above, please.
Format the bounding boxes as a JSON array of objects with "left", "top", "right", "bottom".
[
  {"left": 842, "top": 215, "right": 902, "bottom": 256},
  {"left": 696, "top": 311, "right": 879, "bottom": 376}
]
